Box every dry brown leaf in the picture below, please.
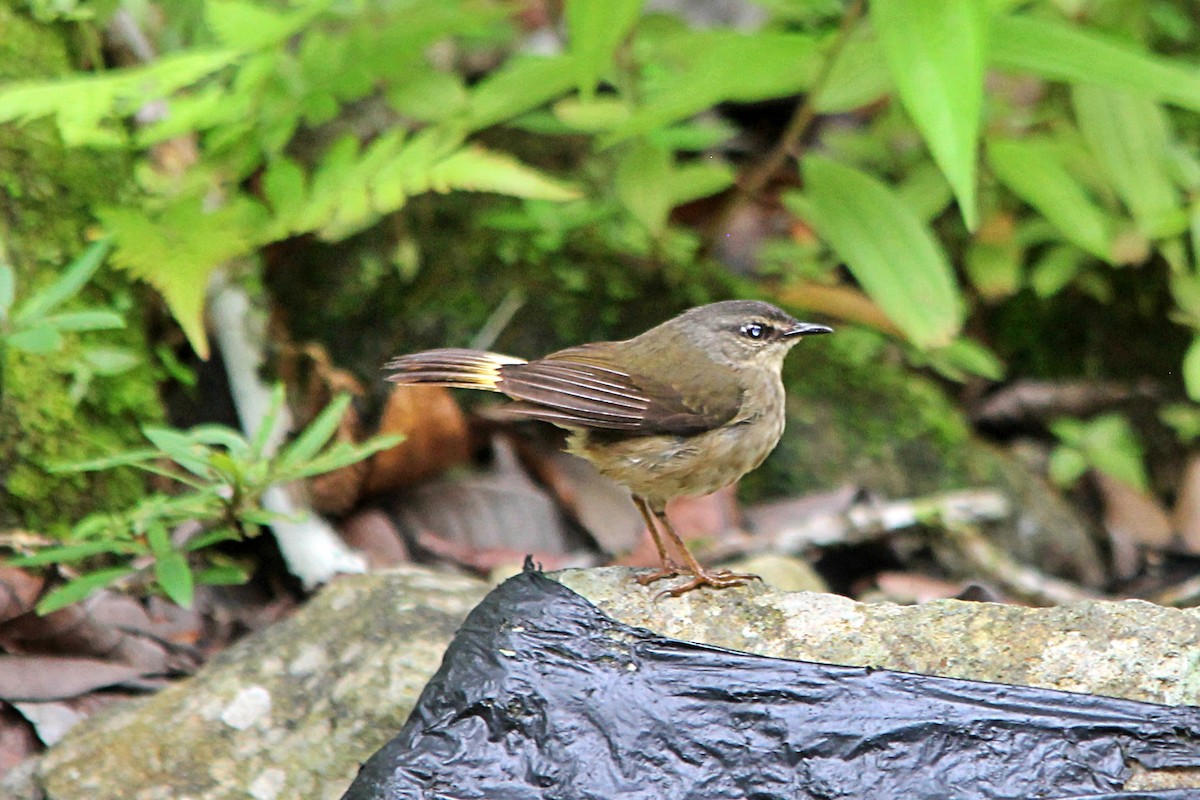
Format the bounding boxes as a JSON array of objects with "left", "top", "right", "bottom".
[
  {"left": 1173, "top": 454, "right": 1200, "bottom": 555},
  {"left": 1094, "top": 471, "right": 1173, "bottom": 580},
  {"left": 364, "top": 385, "right": 472, "bottom": 495},
  {"left": 339, "top": 508, "right": 410, "bottom": 569},
  {"left": 0, "top": 567, "right": 44, "bottom": 625}
]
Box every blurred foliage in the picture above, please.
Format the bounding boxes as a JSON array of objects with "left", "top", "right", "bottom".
[
  {"left": 8, "top": 387, "right": 400, "bottom": 614},
  {"left": 0, "top": 0, "right": 1194, "bottom": 389},
  {"left": 0, "top": 0, "right": 1197, "bottom": 495}
]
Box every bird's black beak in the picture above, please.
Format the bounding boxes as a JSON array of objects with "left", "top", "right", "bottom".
[{"left": 784, "top": 322, "right": 833, "bottom": 337}]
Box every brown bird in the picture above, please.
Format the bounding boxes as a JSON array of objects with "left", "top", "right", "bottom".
[{"left": 384, "top": 300, "right": 832, "bottom": 596}]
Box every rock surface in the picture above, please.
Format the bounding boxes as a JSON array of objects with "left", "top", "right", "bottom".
[{"left": 31, "top": 566, "right": 1200, "bottom": 799}]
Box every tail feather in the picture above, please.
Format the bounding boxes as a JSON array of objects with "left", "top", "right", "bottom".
[{"left": 384, "top": 348, "right": 526, "bottom": 392}]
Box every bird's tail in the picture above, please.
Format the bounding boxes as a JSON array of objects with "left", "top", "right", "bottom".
[{"left": 383, "top": 348, "right": 526, "bottom": 392}]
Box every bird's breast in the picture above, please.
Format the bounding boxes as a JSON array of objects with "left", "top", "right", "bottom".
[{"left": 566, "top": 372, "right": 786, "bottom": 506}]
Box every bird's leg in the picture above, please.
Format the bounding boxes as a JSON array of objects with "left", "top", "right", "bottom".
[
  {"left": 650, "top": 507, "right": 760, "bottom": 597},
  {"left": 633, "top": 496, "right": 684, "bottom": 586}
]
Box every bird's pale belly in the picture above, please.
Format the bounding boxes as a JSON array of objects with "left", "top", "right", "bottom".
[{"left": 565, "top": 407, "right": 786, "bottom": 508}]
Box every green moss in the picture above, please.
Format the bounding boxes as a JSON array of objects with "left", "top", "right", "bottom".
[{"left": 0, "top": 6, "right": 161, "bottom": 532}]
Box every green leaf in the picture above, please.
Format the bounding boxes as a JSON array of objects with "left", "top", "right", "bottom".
[
  {"left": 664, "top": 161, "right": 736, "bottom": 207},
  {"left": 143, "top": 426, "right": 213, "bottom": 478},
  {"left": 468, "top": 55, "right": 580, "bottom": 130},
  {"left": 7, "top": 539, "right": 139, "bottom": 567},
  {"left": 934, "top": 338, "right": 1005, "bottom": 381},
  {"left": 552, "top": 97, "right": 632, "bottom": 133},
  {"left": 251, "top": 384, "right": 288, "bottom": 459},
  {"left": 82, "top": 346, "right": 140, "bottom": 376},
  {"left": 204, "top": 0, "right": 330, "bottom": 51},
  {"left": 565, "top": 0, "right": 643, "bottom": 100},
  {"left": 815, "top": 23, "right": 892, "bottom": 113},
  {"left": 195, "top": 563, "right": 252, "bottom": 586},
  {"left": 986, "top": 137, "right": 1114, "bottom": 262},
  {"left": 991, "top": 14, "right": 1200, "bottom": 112},
  {"left": 1071, "top": 86, "right": 1180, "bottom": 238},
  {"left": 607, "top": 30, "right": 822, "bottom": 143},
  {"left": 184, "top": 527, "right": 243, "bottom": 552},
  {"left": 50, "top": 448, "right": 160, "bottom": 473},
  {"left": 425, "top": 147, "right": 581, "bottom": 201},
  {"left": 1050, "top": 413, "right": 1148, "bottom": 491},
  {"left": 1184, "top": 336, "right": 1200, "bottom": 402},
  {"left": 99, "top": 195, "right": 270, "bottom": 359},
  {"left": 964, "top": 237, "right": 1022, "bottom": 300},
  {"left": 615, "top": 140, "right": 673, "bottom": 235},
  {"left": 789, "top": 156, "right": 963, "bottom": 348},
  {"left": 1048, "top": 446, "right": 1088, "bottom": 488},
  {"left": 7, "top": 323, "right": 63, "bottom": 353},
  {"left": 15, "top": 240, "right": 111, "bottom": 323},
  {"left": 278, "top": 394, "right": 351, "bottom": 470},
  {"left": 1030, "top": 244, "right": 1087, "bottom": 298},
  {"left": 0, "top": 263, "right": 14, "bottom": 314},
  {"left": 36, "top": 567, "right": 137, "bottom": 615},
  {"left": 42, "top": 309, "right": 125, "bottom": 332},
  {"left": 281, "top": 435, "right": 404, "bottom": 481},
  {"left": 154, "top": 551, "right": 194, "bottom": 608},
  {"left": 872, "top": 0, "right": 988, "bottom": 230}
]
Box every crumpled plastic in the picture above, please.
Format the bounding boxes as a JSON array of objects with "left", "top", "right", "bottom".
[{"left": 342, "top": 565, "right": 1200, "bottom": 800}]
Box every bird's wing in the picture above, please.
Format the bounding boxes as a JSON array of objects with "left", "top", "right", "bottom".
[
  {"left": 496, "top": 344, "right": 741, "bottom": 434},
  {"left": 385, "top": 346, "right": 740, "bottom": 434}
]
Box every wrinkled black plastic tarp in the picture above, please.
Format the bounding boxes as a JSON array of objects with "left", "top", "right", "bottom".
[{"left": 342, "top": 567, "right": 1200, "bottom": 800}]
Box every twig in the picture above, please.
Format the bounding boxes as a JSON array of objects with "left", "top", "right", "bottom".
[{"left": 736, "top": 0, "right": 866, "bottom": 201}]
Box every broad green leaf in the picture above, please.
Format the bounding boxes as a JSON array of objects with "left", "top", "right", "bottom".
[
  {"left": 615, "top": 140, "right": 673, "bottom": 235},
  {"left": 964, "top": 237, "right": 1022, "bottom": 300},
  {"left": 468, "top": 55, "right": 579, "bottom": 130},
  {"left": 0, "top": 263, "right": 14, "bottom": 314},
  {"left": 607, "top": 30, "right": 822, "bottom": 143},
  {"left": 7, "top": 324, "right": 63, "bottom": 353},
  {"left": 1185, "top": 336, "right": 1200, "bottom": 401},
  {"left": 36, "top": 567, "right": 137, "bottom": 615},
  {"left": 986, "top": 137, "right": 1114, "bottom": 262},
  {"left": 789, "top": 156, "right": 963, "bottom": 348},
  {"left": 146, "top": 522, "right": 173, "bottom": 557},
  {"left": 665, "top": 161, "right": 736, "bottom": 207},
  {"left": 926, "top": 338, "right": 1005, "bottom": 381},
  {"left": 82, "top": 346, "right": 140, "bottom": 376},
  {"left": 565, "top": 0, "right": 643, "bottom": 99},
  {"left": 15, "top": 239, "right": 111, "bottom": 323},
  {"left": 154, "top": 551, "right": 195, "bottom": 608},
  {"left": 204, "top": 0, "right": 329, "bottom": 51},
  {"left": 1050, "top": 413, "right": 1148, "bottom": 491},
  {"left": 1030, "top": 244, "right": 1087, "bottom": 297},
  {"left": 44, "top": 310, "right": 125, "bottom": 332},
  {"left": 1048, "top": 447, "right": 1088, "bottom": 487},
  {"left": 425, "top": 147, "right": 581, "bottom": 201},
  {"left": 815, "top": 23, "right": 892, "bottom": 113},
  {"left": 872, "top": 0, "right": 988, "bottom": 230},
  {"left": 278, "top": 394, "right": 352, "bottom": 469},
  {"left": 991, "top": 14, "right": 1200, "bottom": 112},
  {"left": 187, "top": 424, "right": 251, "bottom": 455},
  {"left": 99, "top": 195, "right": 270, "bottom": 359},
  {"left": 552, "top": 97, "right": 632, "bottom": 132},
  {"left": 1072, "top": 86, "right": 1180, "bottom": 238}
]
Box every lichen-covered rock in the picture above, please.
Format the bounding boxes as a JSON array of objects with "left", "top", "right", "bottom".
[
  {"left": 35, "top": 566, "right": 1200, "bottom": 798},
  {"left": 37, "top": 568, "right": 489, "bottom": 800}
]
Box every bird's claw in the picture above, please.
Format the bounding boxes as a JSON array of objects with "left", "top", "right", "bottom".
[
  {"left": 651, "top": 568, "right": 762, "bottom": 599},
  {"left": 636, "top": 563, "right": 685, "bottom": 586}
]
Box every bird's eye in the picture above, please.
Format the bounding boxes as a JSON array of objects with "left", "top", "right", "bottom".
[{"left": 741, "top": 322, "right": 767, "bottom": 340}]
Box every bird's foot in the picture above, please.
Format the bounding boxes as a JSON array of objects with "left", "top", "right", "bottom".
[
  {"left": 636, "top": 562, "right": 685, "bottom": 586},
  {"left": 654, "top": 568, "right": 762, "bottom": 599}
]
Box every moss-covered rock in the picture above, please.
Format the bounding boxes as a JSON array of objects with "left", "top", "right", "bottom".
[{"left": 0, "top": 5, "right": 162, "bottom": 531}]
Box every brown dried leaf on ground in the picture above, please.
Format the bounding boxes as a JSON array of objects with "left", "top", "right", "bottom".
[
  {"left": 1173, "top": 453, "right": 1200, "bottom": 555},
  {"left": 388, "top": 437, "right": 588, "bottom": 574},
  {"left": 512, "top": 439, "right": 643, "bottom": 556},
  {"left": 338, "top": 508, "right": 410, "bottom": 569},
  {"left": 363, "top": 385, "right": 472, "bottom": 495},
  {"left": 0, "top": 567, "right": 44, "bottom": 625},
  {"left": 1093, "top": 471, "right": 1174, "bottom": 581},
  {"left": 871, "top": 571, "right": 1007, "bottom": 605}
]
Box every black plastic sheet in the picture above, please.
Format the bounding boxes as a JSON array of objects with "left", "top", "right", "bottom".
[{"left": 342, "top": 566, "right": 1200, "bottom": 800}]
